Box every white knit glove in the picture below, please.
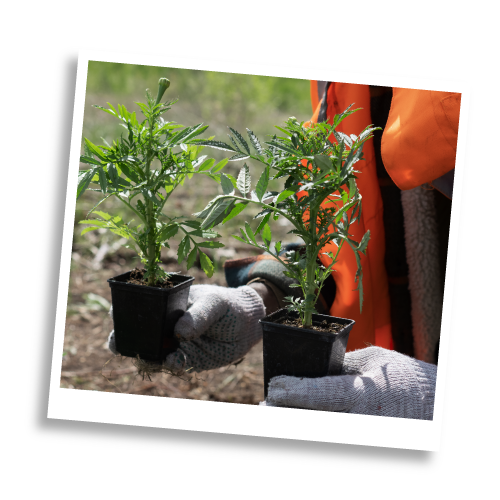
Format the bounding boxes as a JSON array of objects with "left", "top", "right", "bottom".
[
  {"left": 265, "top": 346, "right": 437, "bottom": 420},
  {"left": 162, "top": 285, "right": 265, "bottom": 374}
]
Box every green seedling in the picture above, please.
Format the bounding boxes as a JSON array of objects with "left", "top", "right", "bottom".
[
  {"left": 77, "top": 78, "right": 228, "bottom": 285},
  {"left": 195, "top": 106, "right": 379, "bottom": 327}
]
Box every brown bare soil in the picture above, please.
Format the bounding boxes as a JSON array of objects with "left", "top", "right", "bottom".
[
  {"left": 61, "top": 248, "right": 264, "bottom": 404},
  {"left": 278, "top": 316, "right": 344, "bottom": 334}
]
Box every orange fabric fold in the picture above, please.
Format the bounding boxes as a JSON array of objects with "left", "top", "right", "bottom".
[{"left": 381, "top": 88, "right": 461, "bottom": 190}]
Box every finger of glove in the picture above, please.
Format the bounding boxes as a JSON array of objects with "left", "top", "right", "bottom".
[
  {"left": 267, "top": 374, "right": 362, "bottom": 412},
  {"left": 174, "top": 291, "right": 228, "bottom": 341},
  {"left": 163, "top": 349, "right": 188, "bottom": 375},
  {"left": 342, "top": 346, "right": 390, "bottom": 375}
]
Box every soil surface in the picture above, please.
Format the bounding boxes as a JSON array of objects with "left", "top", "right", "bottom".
[
  {"left": 278, "top": 316, "right": 345, "bottom": 334},
  {"left": 125, "top": 267, "right": 175, "bottom": 288},
  {"left": 61, "top": 248, "right": 264, "bottom": 404}
]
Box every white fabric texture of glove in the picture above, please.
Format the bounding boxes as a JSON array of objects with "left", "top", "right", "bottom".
[
  {"left": 162, "top": 285, "right": 265, "bottom": 374},
  {"left": 265, "top": 346, "right": 437, "bottom": 420}
]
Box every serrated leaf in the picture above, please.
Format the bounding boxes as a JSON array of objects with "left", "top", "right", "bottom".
[
  {"left": 80, "top": 155, "right": 102, "bottom": 166},
  {"left": 84, "top": 138, "right": 107, "bottom": 161},
  {"left": 221, "top": 173, "right": 235, "bottom": 195},
  {"left": 210, "top": 158, "right": 228, "bottom": 174},
  {"left": 255, "top": 212, "right": 271, "bottom": 234},
  {"left": 228, "top": 152, "right": 250, "bottom": 162},
  {"left": 197, "top": 158, "right": 215, "bottom": 172},
  {"left": 314, "top": 154, "right": 332, "bottom": 173},
  {"left": 262, "top": 224, "right": 272, "bottom": 246},
  {"left": 191, "top": 139, "right": 235, "bottom": 152},
  {"left": 158, "top": 224, "right": 178, "bottom": 242},
  {"left": 231, "top": 235, "right": 247, "bottom": 244},
  {"left": 275, "top": 189, "right": 295, "bottom": 204},
  {"left": 177, "top": 236, "right": 191, "bottom": 264},
  {"left": 201, "top": 198, "right": 234, "bottom": 229},
  {"left": 186, "top": 248, "right": 197, "bottom": 270},
  {"left": 246, "top": 128, "right": 263, "bottom": 154},
  {"left": 199, "top": 252, "right": 214, "bottom": 278},
  {"left": 222, "top": 201, "right": 247, "bottom": 224},
  {"left": 245, "top": 222, "right": 257, "bottom": 244},
  {"left": 236, "top": 164, "right": 251, "bottom": 196},
  {"left": 229, "top": 127, "right": 250, "bottom": 155},
  {"left": 357, "top": 230, "right": 370, "bottom": 254},
  {"left": 255, "top": 167, "right": 269, "bottom": 201},
  {"left": 77, "top": 169, "right": 96, "bottom": 199}
]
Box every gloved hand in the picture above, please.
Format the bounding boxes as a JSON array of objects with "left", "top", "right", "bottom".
[
  {"left": 265, "top": 346, "right": 437, "bottom": 420},
  {"left": 107, "top": 285, "right": 265, "bottom": 375}
]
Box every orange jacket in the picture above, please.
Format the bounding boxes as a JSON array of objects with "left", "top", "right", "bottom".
[{"left": 309, "top": 82, "right": 461, "bottom": 352}]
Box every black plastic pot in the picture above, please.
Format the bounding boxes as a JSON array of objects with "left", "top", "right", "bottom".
[
  {"left": 107, "top": 271, "right": 194, "bottom": 362},
  {"left": 260, "top": 308, "right": 355, "bottom": 398}
]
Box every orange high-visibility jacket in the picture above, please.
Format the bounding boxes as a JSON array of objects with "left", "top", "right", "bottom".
[{"left": 309, "top": 82, "right": 461, "bottom": 351}]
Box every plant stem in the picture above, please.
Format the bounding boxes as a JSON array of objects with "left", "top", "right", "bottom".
[
  {"left": 303, "top": 207, "right": 318, "bottom": 327},
  {"left": 146, "top": 118, "right": 157, "bottom": 286}
]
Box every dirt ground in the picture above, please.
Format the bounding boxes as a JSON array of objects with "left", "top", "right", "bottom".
[{"left": 61, "top": 245, "right": 265, "bottom": 404}]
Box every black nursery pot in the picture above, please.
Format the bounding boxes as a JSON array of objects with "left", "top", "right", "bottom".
[
  {"left": 107, "top": 271, "right": 194, "bottom": 363},
  {"left": 260, "top": 308, "right": 355, "bottom": 398}
]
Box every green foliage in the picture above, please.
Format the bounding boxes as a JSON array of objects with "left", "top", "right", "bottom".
[
  {"left": 197, "top": 108, "right": 380, "bottom": 326},
  {"left": 78, "top": 79, "right": 225, "bottom": 284}
]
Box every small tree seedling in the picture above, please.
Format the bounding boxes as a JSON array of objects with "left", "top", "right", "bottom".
[
  {"left": 77, "top": 78, "right": 228, "bottom": 285},
  {"left": 195, "top": 106, "right": 379, "bottom": 327}
]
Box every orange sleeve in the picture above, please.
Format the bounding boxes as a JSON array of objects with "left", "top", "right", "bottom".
[{"left": 381, "top": 89, "right": 461, "bottom": 190}]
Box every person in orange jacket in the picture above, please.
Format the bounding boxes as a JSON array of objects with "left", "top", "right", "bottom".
[{"left": 109, "top": 82, "right": 460, "bottom": 419}]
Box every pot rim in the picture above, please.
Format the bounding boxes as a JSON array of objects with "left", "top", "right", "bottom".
[
  {"left": 260, "top": 307, "right": 355, "bottom": 338},
  {"left": 108, "top": 270, "right": 195, "bottom": 294}
]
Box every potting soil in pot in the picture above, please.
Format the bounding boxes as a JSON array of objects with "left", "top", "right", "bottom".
[{"left": 126, "top": 268, "right": 176, "bottom": 288}]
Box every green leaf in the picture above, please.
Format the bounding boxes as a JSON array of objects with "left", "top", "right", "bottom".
[
  {"left": 197, "top": 158, "right": 215, "bottom": 172},
  {"left": 98, "top": 167, "right": 107, "bottom": 193},
  {"left": 80, "top": 155, "right": 102, "bottom": 166},
  {"left": 210, "top": 158, "right": 228, "bottom": 174},
  {"left": 275, "top": 241, "right": 282, "bottom": 253},
  {"left": 262, "top": 223, "right": 272, "bottom": 246},
  {"left": 77, "top": 169, "right": 96, "bottom": 199},
  {"left": 228, "top": 152, "right": 250, "bottom": 162},
  {"left": 236, "top": 164, "right": 251, "bottom": 196},
  {"left": 245, "top": 222, "right": 257, "bottom": 244},
  {"left": 357, "top": 230, "right": 370, "bottom": 254},
  {"left": 229, "top": 127, "right": 250, "bottom": 155},
  {"left": 177, "top": 236, "right": 191, "bottom": 264},
  {"left": 201, "top": 198, "right": 234, "bottom": 229},
  {"left": 186, "top": 248, "right": 197, "bottom": 270},
  {"left": 221, "top": 173, "right": 235, "bottom": 195},
  {"left": 246, "top": 128, "right": 263, "bottom": 155},
  {"left": 275, "top": 189, "right": 295, "bottom": 204},
  {"left": 199, "top": 252, "right": 214, "bottom": 278},
  {"left": 107, "top": 163, "right": 119, "bottom": 189},
  {"left": 255, "top": 212, "right": 271, "bottom": 234},
  {"left": 314, "top": 154, "right": 332, "bottom": 173},
  {"left": 255, "top": 167, "right": 269, "bottom": 201},
  {"left": 265, "top": 140, "right": 298, "bottom": 156},
  {"left": 231, "top": 235, "right": 247, "bottom": 244},
  {"left": 81, "top": 226, "right": 100, "bottom": 236},
  {"left": 84, "top": 138, "right": 107, "bottom": 161},
  {"left": 197, "top": 241, "right": 225, "bottom": 248},
  {"left": 191, "top": 139, "right": 235, "bottom": 152},
  {"left": 222, "top": 201, "right": 248, "bottom": 224},
  {"left": 158, "top": 224, "right": 178, "bottom": 242}
]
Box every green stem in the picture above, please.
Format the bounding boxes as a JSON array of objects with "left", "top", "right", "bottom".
[
  {"left": 145, "top": 118, "right": 157, "bottom": 286},
  {"left": 303, "top": 208, "right": 318, "bottom": 327}
]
